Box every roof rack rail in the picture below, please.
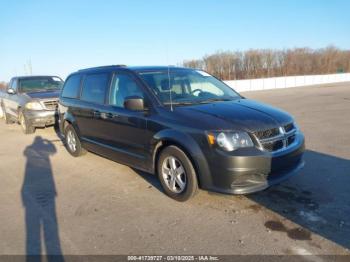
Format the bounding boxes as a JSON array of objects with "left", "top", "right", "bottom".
[{"left": 78, "top": 65, "right": 127, "bottom": 72}]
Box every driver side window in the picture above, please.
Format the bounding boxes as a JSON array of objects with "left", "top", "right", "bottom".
[
  {"left": 109, "top": 74, "right": 144, "bottom": 108},
  {"left": 9, "top": 79, "right": 17, "bottom": 91},
  {"left": 189, "top": 76, "right": 224, "bottom": 97}
]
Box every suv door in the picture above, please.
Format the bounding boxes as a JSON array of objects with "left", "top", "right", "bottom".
[
  {"left": 74, "top": 72, "right": 111, "bottom": 143},
  {"left": 90, "top": 71, "right": 149, "bottom": 169},
  {"left": 5, "top": 78, "right": 20, "bottom": 118}
]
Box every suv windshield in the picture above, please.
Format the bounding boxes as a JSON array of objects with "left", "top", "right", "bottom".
[
  {"left": 138, "top": 69, "right": 240, "bottom": 105},
  {"left": 19, "top": 76, "right": 63, "bottom": 92}
]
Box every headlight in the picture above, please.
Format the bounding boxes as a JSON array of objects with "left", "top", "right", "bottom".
[
  {"left": 207, "top": 131, "right": 254, "bottom": 151},
  {"left": 25, "top": 101, "right": 43, "bottom": 110}
]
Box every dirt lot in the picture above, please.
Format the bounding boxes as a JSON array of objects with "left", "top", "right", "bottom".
[{"left": 0, "top": 83, "right": 349, "bottom": 256}]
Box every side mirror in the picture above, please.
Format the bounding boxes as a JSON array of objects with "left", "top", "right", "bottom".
[
  {"left": 7, "top": 88, "right": 15, "bottom": 95},
  {"left": 124, "top": 96, "right": 145, "bottom": 111}
]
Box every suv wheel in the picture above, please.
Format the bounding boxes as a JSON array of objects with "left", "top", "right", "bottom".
[
  {"left": 157, "top": 146, "right": 198, "bottom": 201},
  {"left": 64, "top": 124, "right": 86, "bottom": 157},
  {"left": 0, "top": 103, "right": 3, "bottom": 119},
  {"left": 2, "top": 104, "right": 12, "bottom": 124},
  {"left": 19, "top": 110, "right": 35, "bottom": 134}
]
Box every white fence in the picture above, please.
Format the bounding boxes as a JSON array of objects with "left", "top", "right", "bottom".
[{"left": 224, "top": 73, "right": 350, "bottom": 92}]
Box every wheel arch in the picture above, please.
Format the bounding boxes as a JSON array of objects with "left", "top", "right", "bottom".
[
  {"left": 61, "top": 112, "right": 80, "bottom": 137},
  {"left": 151, "top": 129, "right": 213, "bottom": 189}
]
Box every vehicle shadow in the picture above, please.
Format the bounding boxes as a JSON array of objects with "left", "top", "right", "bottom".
[
  {"left": 248, "top": 149, "right": 350, "bottom": 249},
  {"left": 21, "top": 136, "right": 64, "bottom": 262},
  {"left": 131, "top": 168, "right": 163, "bottom": 192}
]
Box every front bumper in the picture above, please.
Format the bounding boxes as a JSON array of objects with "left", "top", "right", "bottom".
[
  {"left": 205, "top": 133, "right": 305, "bottom": 195},
  {"left": 24, "top": 110, "right": 57, "bottom": 127}
]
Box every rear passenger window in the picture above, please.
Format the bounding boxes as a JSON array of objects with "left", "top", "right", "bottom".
[
  {"left": 62, "top": 75, "right": 81, "bottom": 98},
  {"left": 81, "top": 73, "right": 109, "bottom": 104}
]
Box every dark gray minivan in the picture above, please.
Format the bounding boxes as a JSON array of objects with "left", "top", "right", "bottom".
[{"left": 58, "top": 65, "right": 305, "bottom": 201}]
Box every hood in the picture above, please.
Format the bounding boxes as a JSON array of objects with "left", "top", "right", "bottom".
[
  {"left": 174, "top": 99, "right": 293, "bottom": 132},
  {"left": 24, "top": 90, "right": 60, "bottom": 100}
]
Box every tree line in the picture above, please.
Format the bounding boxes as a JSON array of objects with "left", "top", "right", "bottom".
[
  {"left": 183, "top": 46, "right": 350, "bottom": 80},
  {"left": 0, "top": 82, "right": 7, "bottom": 90}
]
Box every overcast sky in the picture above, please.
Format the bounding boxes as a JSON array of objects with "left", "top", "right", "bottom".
[{"left": 0, "top": 0, "right": 349, "bottom": 81}]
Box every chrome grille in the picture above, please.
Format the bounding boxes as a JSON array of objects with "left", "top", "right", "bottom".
[
  {"left": 43, "top": 100, "right": 58, "bottom": 110},
  {"left": 263, "top": 140, "right": 284, "bottom": 152},
  {"left": 287, "top": 135, "right": 296, "bottom": 146},
  {"left": 284, "top": 123, "right": 295, "bottom": 133},
  {"left": 254, "top": 123, "right": 297, "bottom": 152},
  {"left": 254, "top": 128, "right": 280, "bottom": 140}
]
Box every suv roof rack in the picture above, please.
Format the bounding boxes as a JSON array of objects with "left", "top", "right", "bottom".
[{"left": 78, "top": 65, "right": 127, "bottom": 72}]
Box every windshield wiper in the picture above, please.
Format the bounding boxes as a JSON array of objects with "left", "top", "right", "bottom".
[
  {"left": 164, "top": 101, "right": 196, "bottom": 106},
  {"left": 25, "top": 89, "right": 47, "bottom": 93},
  {"left": 197, "top": 97, "right": 234, "bottom": 104}
]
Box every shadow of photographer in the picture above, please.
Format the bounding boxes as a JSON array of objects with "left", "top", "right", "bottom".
[{"left": 21, "top": 136, "right": 64, "bottom": 262}]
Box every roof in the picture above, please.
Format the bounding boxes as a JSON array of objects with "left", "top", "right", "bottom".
[
  {"left": 74, "top": 65, "right": 192, "bottom": 74},
  {"left": 12, "top": 75, "right": 63, "bottom": 80},
  {"left": 127, "top": 66, "right": 190, "bottom": 71}
]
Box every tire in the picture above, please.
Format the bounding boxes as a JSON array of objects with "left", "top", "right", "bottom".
[
  {"left": 0, "top": 102, "right": 3, "bottom": 119},
  {"left": 18, "top": 110, "right": 35, "bottom": 134},
  {"left": 64, "top": 124, "right": 86, "bottom": 157},
  {"left": 157, "top": 145, "right": 198, "bottom": 201},
  {"left": 2, "top": 104, "right": 12, "bottom": 124}
]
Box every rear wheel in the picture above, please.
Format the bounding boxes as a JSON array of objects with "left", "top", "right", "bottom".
[
  {"left": 2, "top": 104, "right": 12, "bottom": 124},
  {"left": 18, "top": 110, "right": 35, "bottom": 134},
  {"left": 64, "top": 124, "right": 86, "bottom": 157},
  {"left": 157, "top": 146, "right": 198, "bottom": 201}
]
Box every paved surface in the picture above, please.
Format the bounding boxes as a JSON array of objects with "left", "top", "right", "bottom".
[{"left": 0, "top": 82, "right": 349, "bottom": 256}]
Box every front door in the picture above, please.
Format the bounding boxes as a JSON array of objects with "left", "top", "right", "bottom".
[{"left": 5, "top": 79, "right": 20, "bottom": 118}]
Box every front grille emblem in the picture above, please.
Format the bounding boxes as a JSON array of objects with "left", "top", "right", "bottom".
[
  {"left": 279, "top": 126, "right": 288, "bottom": 148},
  {"left": 254, "top": 123, "right": 297, "bottom": 152}
]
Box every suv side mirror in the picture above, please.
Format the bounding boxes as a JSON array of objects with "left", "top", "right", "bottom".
[
  {"left": 7, "top": 88, "right": 15, "bottom": 95},
  {"left": 124, "top": 96, "right": 145, "bottom": 111}
]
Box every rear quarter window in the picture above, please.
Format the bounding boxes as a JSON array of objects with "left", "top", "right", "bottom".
[{"left": 61, "top": 74, "right": 81, "bottom": 98}]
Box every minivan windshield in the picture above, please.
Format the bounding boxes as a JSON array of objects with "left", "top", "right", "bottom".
[
  {"left": 138, "top": 69, "right": 240, "bottom": 105},
  {"left": 19, "top": 76, "right": 64, "bottom": 93}
]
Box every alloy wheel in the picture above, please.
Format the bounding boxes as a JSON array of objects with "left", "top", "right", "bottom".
[
  {"left": 67, "top": 130, "right": 77, "bottom": 152},
  {"left": 161, "top": 156, "right": 187, "bottom": 193}
]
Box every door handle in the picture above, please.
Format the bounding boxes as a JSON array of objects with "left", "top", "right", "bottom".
[
  {"left": 93, "top": 110, "right": 101, "bottom": 118},
  {"left": 105, "top": 113, "right": 115, "bottom": 119},
  {"left": 94, "top": 111, "right": 118, "bottom": 119}
]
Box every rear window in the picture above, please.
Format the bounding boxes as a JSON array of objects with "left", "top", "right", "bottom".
[
  {"left": 81, "top": 73, "right": 109, "bottom": 104},
  {"left": 61, "top": 75, "right": 81, "bottom": 98}
]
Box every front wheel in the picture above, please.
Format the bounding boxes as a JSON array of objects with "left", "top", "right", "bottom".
[
  {"left": 64, "top": 124, "right": 86, "bottom": 157},
  {"left": 19, "top": 111, "right": 35, "bottom": 134},
  {"left": 157, "top": 146, "right": 198, "bottom": 201}
]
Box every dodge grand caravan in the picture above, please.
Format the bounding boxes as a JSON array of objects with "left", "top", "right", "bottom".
[{"left": 58, "top": 65, "right": 305, "bottom": 201}]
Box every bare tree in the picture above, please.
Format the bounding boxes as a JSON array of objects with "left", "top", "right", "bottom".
[
  {"left": 183, "top": 46, "right": 350, "bottom": 80},
  {"left": 0, "top": 82, "right": 8, "bottom": 91}
]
